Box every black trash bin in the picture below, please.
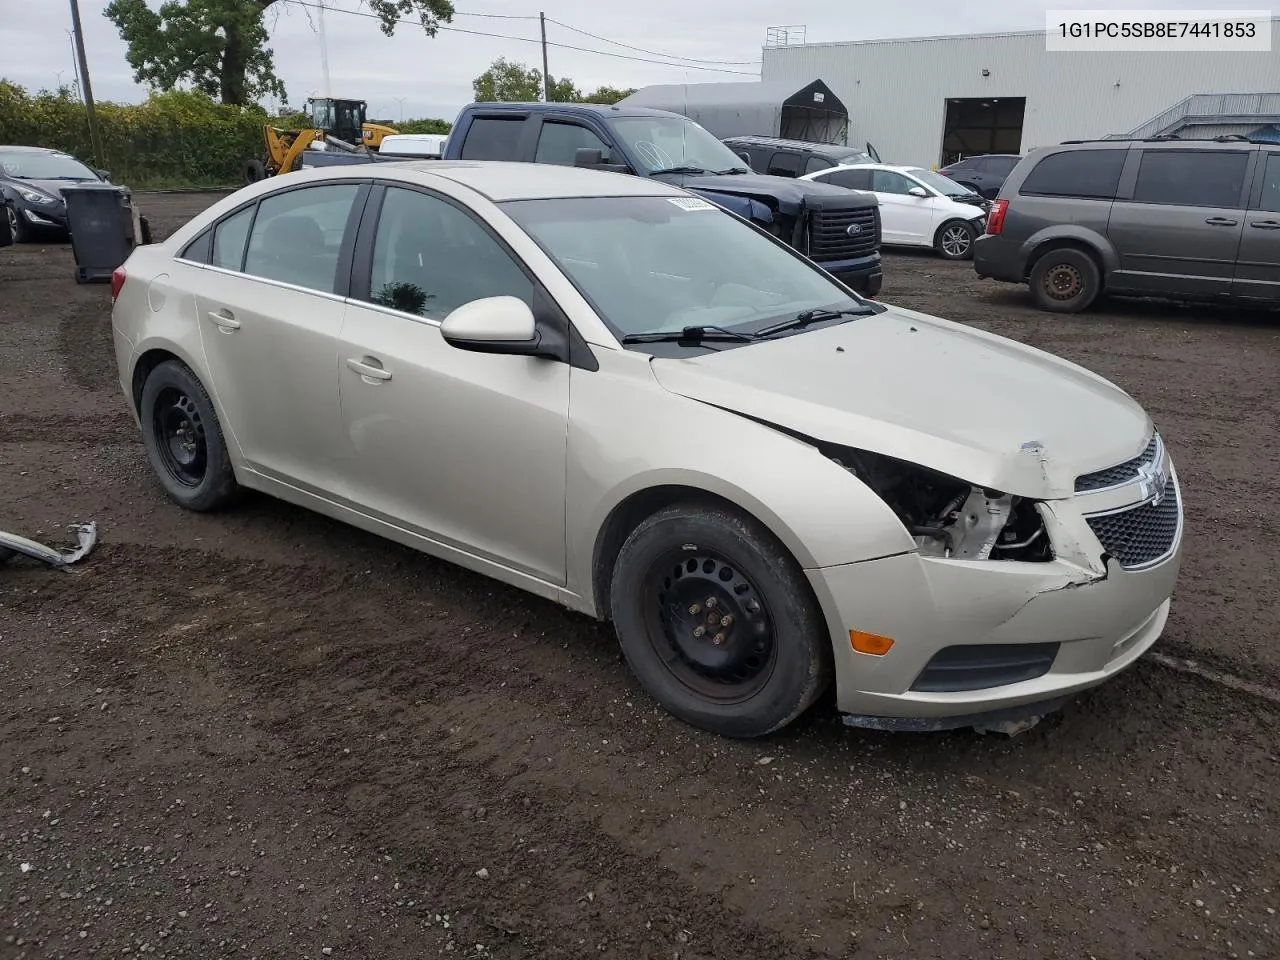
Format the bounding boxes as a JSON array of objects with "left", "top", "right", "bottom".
[{"left": 62, "top": 183, "right": 138, "bottom": 283}]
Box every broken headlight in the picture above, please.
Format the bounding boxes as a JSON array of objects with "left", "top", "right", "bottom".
[{"left": 825, "top": 445, "right": 1053, "bottom": 562}]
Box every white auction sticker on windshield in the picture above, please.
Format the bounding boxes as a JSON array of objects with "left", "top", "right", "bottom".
[{"left": 666, "top": 197, "right": 716, "bottom": 211}]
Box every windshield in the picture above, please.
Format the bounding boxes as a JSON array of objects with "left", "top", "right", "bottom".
[
  {"left": 611, "top": 117, "right": 748, "bottom": 175},
  {"left": 501, "top": 195, "right": 867, "bottom": 344},
  {"left": 905, "top": 167, "right": 974, "bottom": 197},
  {"left": 0, "top": 151, "right": 97, "bottom": 181}
]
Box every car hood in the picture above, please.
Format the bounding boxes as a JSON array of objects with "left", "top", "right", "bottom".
[
  {"left": 654, "top": 171, "right": 872, "bottom": 215},
  {"left": 8, "top": 177, "right": 98, "bottom": 200},
  {"left": 648, "top": 305, "right": 1152, "bottom": 499}
]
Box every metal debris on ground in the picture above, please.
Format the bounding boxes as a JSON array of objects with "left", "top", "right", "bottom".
[{"left": 0, "top": 522, "right": 98, "bottom": 570}]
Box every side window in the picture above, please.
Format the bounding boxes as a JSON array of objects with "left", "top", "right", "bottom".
[
  {"left": 534, "top": 121, "right": 611, "bottom": 166},
  {"left": 1133, "top": 150, "right": 1249, "bottom": 209},
  {"left": 1019, "top": 149, "right": 1125, "bottom": 200},
  {"left": 211, "top": 206, "right": 255, "bottom": 271},
  {"left": 871, "top": 170, "right": 914, "bottom": 195},
  {"left": 1255, "top": 152, "right": 1280, "bottom": 212},
  {"left": 767, "top": 151, "right": 803, "bottom": 178},
  {"left": 990, "top": 156, "right": 1020, "bottom": 176},
  {"left": 180, "top": 228, "right": 212, "bottom": 264},
  {"left": 242, "top": 183, "right": 360, "bottom": 293},
  {"left": 804, "top": 155, "right": 835, "bottom": 175},
  {"left": 459, "top": 117, "right": 526, "bottom": 160},
  {"left": 824, "top": 168, "right": 872, "bottom": 190},
  {"left": 364, "top": 187, "right": 534, "bottom": 321}
]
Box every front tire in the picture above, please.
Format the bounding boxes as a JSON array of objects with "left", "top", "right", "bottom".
[
  {"left": 935, "top": 219, "right": 976, "bottom": 260},
  {"left": 243, "top": 158, "right": 267, "bottom": 184},
  {"left": 139, "top": 360, "right": 238, "bottom": 511},
  {"left": 609, "top": 503, "right": 832, "bottom": 738},
  {"left": 6, "top": 203, "right": 30, "bottom": 243},
  {"left": 1029, "top": 247, "right": 1101, "bottom": 313}
]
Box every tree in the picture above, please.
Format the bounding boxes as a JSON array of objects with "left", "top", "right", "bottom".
[
  {"left": 581, "top": 85, "right": 635, "bottom": 105},
  {"left": 104, "top": 0, "right": 455, "bottom": 107},
  {"left": 471, "top": 57, "right": 585, "bottom": 104}
]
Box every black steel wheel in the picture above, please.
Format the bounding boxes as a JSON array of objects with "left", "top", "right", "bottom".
[
  {"left": 1029, "top": 247, "right": 1101, "bottom": 314},
  {"left": 139, "top": 360, "right": 239, "bottom": 511},
  {"left": 610, "top": 503, "right": 832, "bottom": 738}
]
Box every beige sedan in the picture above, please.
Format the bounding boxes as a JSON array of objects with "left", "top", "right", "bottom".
[{"left": 110, "top": 161, "right": 1183, "bottom": 738}]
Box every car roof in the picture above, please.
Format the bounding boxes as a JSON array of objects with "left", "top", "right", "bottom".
[
  {"left": 817, "top": 162, "right": 921, "bottom": 175},
  {"left": 0, "top": 145, "right": 66, "bottom": 154},
  {"left": 279, "top": 160, "right": 688, "bottom": 202},
  {"left": 461, "top": 101, "right": 685, "bottom": 120}
]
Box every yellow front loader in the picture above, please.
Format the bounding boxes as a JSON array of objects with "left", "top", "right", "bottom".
[{"left": 243, "top": 97, "right": 398, "bottom": 184}]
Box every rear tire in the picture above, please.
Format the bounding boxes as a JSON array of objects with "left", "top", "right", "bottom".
[
  {"left": 609, "top": 503, "right": 832, "bottom": 738},
  {"left": 243, "top": 158, "right": 267, "bottom": 184},
  {"left": 1029, "top": 247, "right": 1101, "bottom": 313},
  {"left": 934, "top": 219, "right": 976, "bottom": 260},
  {"left": 139, "top": 360, "right": 239, "bottom": 512}
]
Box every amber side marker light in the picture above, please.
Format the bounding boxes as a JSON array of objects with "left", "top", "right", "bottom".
[{"left": 849, "top": 630, "right": 895, "bottom": 656}]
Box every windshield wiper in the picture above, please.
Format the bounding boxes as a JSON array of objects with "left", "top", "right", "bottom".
[
  {"left": 649, "top": 165, "right": 710, "bottom": 176},
  {"left": 620, "top": 325, "right": 760, "bottom": 345},
  {"left": 713, "top": 166, "right": 750, "bottom": 175},
  {"left": 754, "top": 306, "right": 876, "bottom": 338}
]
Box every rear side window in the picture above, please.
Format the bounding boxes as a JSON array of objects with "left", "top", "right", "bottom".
[
  {"left": 180, "top": 229, "right": 212, "bottom": 264},
  {"left": 1256, "top": 153, "right": 1280, "bottom": 212},
  {"left": 820, "top": 168, "right": 872, "bottom": 190},
  {"left": 534, "top": 121, "right": 611, "bottom": 166},
  {"left": 1133, "top": 150, "right": 1249, "bottom": 208},
  {"left": 767, "top": 151, "right": 802, "bottom": 177},
  {"left": 242, "top": 183, "right": 360, "bottom": 293},
  {"left": 211, "top": 206, "right": 255, "bottom": 271},
  {"left": 1019, "top": 149, "right": 1124, "bottom": 200},
  {"left": 804, "top": 156, "right": 834, "bottom": 174},
  {"left": 460, "top": 116, "right": 526, "bottom": 160}
]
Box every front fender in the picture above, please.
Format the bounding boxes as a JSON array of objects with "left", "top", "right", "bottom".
[
  {"left": 690, "top": 188, "right": 771, "bottom": 224},
  {"left": 563, "top": 352, "right": 914, "bottom": 616}
]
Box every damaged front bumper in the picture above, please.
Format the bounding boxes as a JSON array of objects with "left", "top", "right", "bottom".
[
  {"left": 807, "top": 491, "right": 1183, "bottom": 725},
  {"left": 0, "top": 523, "right": 98, "bottom": 570}
]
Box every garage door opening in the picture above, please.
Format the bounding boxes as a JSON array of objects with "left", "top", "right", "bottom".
[{"left": 940, "top": 97, "right": 1025, "bottom": 165}]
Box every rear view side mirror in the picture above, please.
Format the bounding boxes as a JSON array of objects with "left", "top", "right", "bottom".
[
  {"left": 573, "top": 147, "right": 629, "bottom": 174},
  {"left": 737, "top": 151, "right": 751, "bottom": 165},
  {"left": 95, "top": 169, "right": 111, "bottom": 181},
  {"left": 441, "top": 296, "right": 547, "bottom": 356},
  {"left": 908, "top": 186, "right": 928, "bottom": 198}
]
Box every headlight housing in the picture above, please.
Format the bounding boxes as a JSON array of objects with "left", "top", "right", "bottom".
[
  {"left": 16, "top": 187, "right": 56, "bottom": 205},
  {"left": 823, "top": 444, "right": 1053, "bottom": 562}
]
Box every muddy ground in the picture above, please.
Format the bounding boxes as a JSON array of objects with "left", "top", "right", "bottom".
[{"left": 1, "top": 191, "right": 1278, "bottom": 960}]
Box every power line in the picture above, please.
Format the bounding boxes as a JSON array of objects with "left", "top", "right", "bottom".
[
  {"left": 544, "top": 17, "right": 759, "bottom": 66},
  {"left": 285, "top": 1, "right": 761, "bottom": 75}
]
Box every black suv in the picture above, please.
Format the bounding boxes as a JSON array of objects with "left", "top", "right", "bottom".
[
  {"left": 938, "top": 154, "right": 1020, "bottom": 200},
  {"left": 973, "top": 137, "right": 1280, "bottom": 312},
  {"left": 722, "top": 135, "right": 880, "bottom": 179},
  {"left": 443, "top": 104, "right": 884, "bottom": 296}
]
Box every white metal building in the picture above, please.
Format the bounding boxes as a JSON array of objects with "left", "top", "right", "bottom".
[{"left": 759, "top": 21, "right": 1280, "bottom": 167}]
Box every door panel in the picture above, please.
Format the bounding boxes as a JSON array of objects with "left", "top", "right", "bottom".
[
  {"left": 1107, "top": 149, "right": 1250, "bottom": 296},
  {"left": 338, "top": 185, "right": 570, "bottom": 582},
  {"left": 1233, "top": 149, "right": 1280, "bottom": 301},
  {"left": 870, "top": 170, "right": 935, "bottom": 245},
  {"left": 193, "top": 182, "right": 363, "bottom": 490}
]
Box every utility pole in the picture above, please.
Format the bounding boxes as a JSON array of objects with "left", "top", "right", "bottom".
[
  {"left": 539, "top": 12, "right": 550, "bottom": 101},
  {"left": 317, "top": 0, "right": 332, "bottom": 98},
  {"left": 67, "top": 0, "right": 104, "bottom": 168}
]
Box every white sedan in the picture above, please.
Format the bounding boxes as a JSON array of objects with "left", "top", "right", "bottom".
[
  {"left": 801, "top": 163, "right": 991, "bottom": 260},
  {"left": 110, "top": 161, "right": 1182, "bottom": 738}
]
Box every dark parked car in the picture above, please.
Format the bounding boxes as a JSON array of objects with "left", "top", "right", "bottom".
[
  {"left": 938, "top": 154, "right": 1020, "bottom": 199},
  {"left": 442, "top": 104, "right": 884, "bottom": 296},
  {"left": 974, "top": 137, "right": 1279, "bottom": 312},
  {"left": 721, "top": 135, "right": 881, "bottom": 179},
  {"left": 0, "top": 145, "right": 110, "bottom": 242}
]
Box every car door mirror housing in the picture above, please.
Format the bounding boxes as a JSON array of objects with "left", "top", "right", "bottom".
[
  {"left": 908, "top": 186, "right": 928, "bottom": 198},
  {"left": 573, "top": 147, "right": 629, "bottom": 174},
  {"left": 440, "top": 296, "right": 550, "bottom": 356},
  {"left": 94, "top": 169, "right": 111, "bottom": 180}
]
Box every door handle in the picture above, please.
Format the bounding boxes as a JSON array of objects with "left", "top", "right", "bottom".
[
  {"left": 206, "top": 309, "right": 240, "bottom": 331},
  {"left": 1204, "top": 217, "right": 1238, "bottom": 226},
  {"left": 346, "top": 357, "right": 392, "bottom": 382},
  {"left": 1249, "top": 220, "right": 1280, "bottom": 229}
]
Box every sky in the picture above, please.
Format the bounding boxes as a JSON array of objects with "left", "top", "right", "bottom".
[{"left": 0, "top": 0, "right": 1234, "bottom": 123}]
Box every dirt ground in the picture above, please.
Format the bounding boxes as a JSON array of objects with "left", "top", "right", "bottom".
[{"left": 2, "top": 191, "right": 1278, "bottom": 960}]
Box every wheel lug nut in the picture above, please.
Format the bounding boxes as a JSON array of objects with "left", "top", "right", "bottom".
[
  {"left": 712, "top": 632, "right": 726, "bottom": 645},
  {"left": 693, "top": 626, "right": 706, "bottom": 638},
  {"left": 688, "top": 603, "right": 701, "bottom": 615},
  {"left": 720, "top": 615, "right": 732, "bottom": 627},
  {"left": 705, "top": 597, "right": 717, "bottom": 609}
]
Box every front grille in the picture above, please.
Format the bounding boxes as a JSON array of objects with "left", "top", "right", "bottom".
[
  {"left": 808, "top": 205, "right": 880, "bottom": 261},
  {"left": 1075, "top": 434, "right": 1160, "bottom": 492},
  {"left": 1085, "top": 477, "right": 1181, "bottom": 570},
  {"left": 910, "top": 642, "right": 1060, "bottom": 692}
]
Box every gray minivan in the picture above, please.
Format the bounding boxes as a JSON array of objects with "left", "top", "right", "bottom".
[{"left": 972, "top": 137, "right": 1280, "bottom": 312}]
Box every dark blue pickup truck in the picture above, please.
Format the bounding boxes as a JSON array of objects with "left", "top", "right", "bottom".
[{"left": 440, "top": 103, "right": 883, "bottom": 296}]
